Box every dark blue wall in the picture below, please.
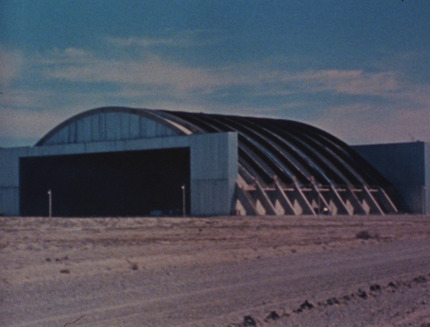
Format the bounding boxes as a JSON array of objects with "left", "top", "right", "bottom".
[{"left": 353, "top": 142, "right": 429, "bottom": 214}]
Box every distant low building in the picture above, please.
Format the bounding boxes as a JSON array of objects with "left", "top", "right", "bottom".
[
  {"left": 353, "top": 141, "right": 429, "bottom": 215},
  {"left": 0, "top": 107, "right": 428, "bottom": 216}
]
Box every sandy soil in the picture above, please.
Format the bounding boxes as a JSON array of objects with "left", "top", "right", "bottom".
[{"left": 1, "top": 215, "right": 430, "bottom": 327}]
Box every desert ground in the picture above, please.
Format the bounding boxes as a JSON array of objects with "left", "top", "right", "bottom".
[{"left": 1, "top": 215, "right": 430, "bottom": 327}]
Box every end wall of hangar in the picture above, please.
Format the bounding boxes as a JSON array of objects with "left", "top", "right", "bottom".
[{"left": 0, "top": 132, "right": 238, "bottom": 217}]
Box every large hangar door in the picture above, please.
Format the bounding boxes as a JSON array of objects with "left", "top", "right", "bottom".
[{"left": 20, "top": 148, "right": 190, "bottom": 217}]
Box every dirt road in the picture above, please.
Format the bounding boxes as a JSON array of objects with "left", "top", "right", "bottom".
[{"left": 1, "top": 216, "right": 430, "bottom": 326}]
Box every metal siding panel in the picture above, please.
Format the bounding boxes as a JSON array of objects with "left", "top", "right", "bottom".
[
  {"left": 0, "top": 188, "right": 3, "bottom": 214},
  {"left": 90, "top": 114, "right": 100, "bottom": 142},
  {"left": 152, "top": 120, "right": 162, "bottom": 137},
  {"left": 105, "top": 113, "right": 120, "bottom": 141},
  {"left": 190, "top": 132, "right": 238, "bottom": 215},
  {"left": 76, "top": 120, "right": 84, "bottom": 143},
  {"left": 396, "top": 185, "right": 424, "bottom": 213},
  {"left": 136, "top": 117, "right": 181, "bottom": 138},
  {"left": 141, "top": 117, "right": 155, "bottom": 138},
  {"left": 353, "top": 142, "right": 424, "bottom": 187},
  {"left": 0, "top": 148, "right": 29, "bottom": 187},
  {"left": 84, "top": 116, "right": 91, "bottom": 143},
  {"left": 68, "top": 122, "right": 77, "bottom": 144},
  {"left": 50, "top": 128, "right": 60, "bottom": 144},
  {"left": 426, "top": 143, "right": 430, "bottom": 183},
  {"left": 129, "top": 113, "right": 140, "bottom": 139},
  {"left": 100, "top": 113, "right": 106, "bottom": 140},
  {"left": 39, "top": 109, "right": 185, "bottom": 146},
  {"left": 120, "top": 113, "right": 130, "bottom": 139},
  {"left": 191, "top": 133, "right": 230, "bottom": 180},
  {"left": 84, "top": 142, "right": 116, "bottom": 153},
  {"left": 353, "top": 142, "right": 428, "bottom": 213},
  {"left": 0, "top": 187, "right": 19, "bottom": 216},
  {"left": 46, "top": 126, "right": 65, "bottom": 145},
  {"left": 149, "top": 119, "right": 159, "bottom": 137},
  {"left": 35, "top": 144, "right": 86, "bottom": 156},
  {"left": 58, "top": 127, "right": 67, "bottom": 144},
  {"left": 150, "top": 117, "right": 180, "bottom": 138},
  {"left": 2, "top": 132, "right": 238, "bottom": 216},
  {"left": 191, "top": 180, "right": 230, "bottom": 215},
  {"left": 0, "top": 148, "right": 23, "bottom": 215},
  {"left": 227, "top": 132, "right": 239, "bottom": 182}
]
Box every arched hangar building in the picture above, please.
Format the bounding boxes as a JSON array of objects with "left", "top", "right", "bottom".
[{"left": 0, "top": 107, "right": 428, "bottom": 217}]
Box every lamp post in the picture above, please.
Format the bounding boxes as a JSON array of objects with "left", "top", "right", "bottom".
[
  {"left": 47, "top": 189, "right": 52, "bottom": 218},
  {"left": 181, "top": 184, "right": 186, "bottom": 217}
]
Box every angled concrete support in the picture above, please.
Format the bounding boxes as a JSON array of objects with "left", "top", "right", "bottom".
[
  {"left": 346, "top": 186, "right": 367, "bottom": 215},
  {"left": 238, "top": 165, "right": 256, "bottom": 185},
  {"left": 292, "top": 180, "right": 315, "bottom": 215},
  {"left": 328, "top": 185, "right": 351, "bottom": 215},
  {"left": 363, "top": 186, "right": 385, "bottom": 215},
  {"left": 273, "top": 179, "right": 298, "bottom": 215},
  {"left": 311, "top": 183, "right": 330, "bottom": 214},
  {"left": 236, "top": 185, "right": 257, "bottom": 215},
  {"left": 375, "top": 187, "right": 399, "bottom": 214},
  {"left": 255, "top": 180, "right": 277, "bottom": 215}
]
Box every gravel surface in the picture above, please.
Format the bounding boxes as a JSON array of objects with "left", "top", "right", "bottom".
[{"left": 1, "top": 215, "right": 430, "bottom": 327}]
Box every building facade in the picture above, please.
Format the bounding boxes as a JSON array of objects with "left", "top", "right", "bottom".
[
  {"left": 0, "top": 107, "right": 427, "bottom": 216},
  {"left": 354, "top": 141, "right": 429, "bottom": 215}
]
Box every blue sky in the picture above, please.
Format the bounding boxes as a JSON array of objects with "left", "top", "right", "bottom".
[{"left": 1, "top": 0, "right": 429, "bottom": 147}]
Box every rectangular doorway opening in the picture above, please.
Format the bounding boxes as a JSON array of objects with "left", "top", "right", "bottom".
[{"left": 20, "top": 148, "right": 190, "bottom": 217}]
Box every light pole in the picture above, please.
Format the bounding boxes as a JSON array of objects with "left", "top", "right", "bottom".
[
  {"left": 181, "top": 184, "right": 186, "bottom": 217},
  {"left": 47, "top": 189, "right": 52, "bottom": 217}
]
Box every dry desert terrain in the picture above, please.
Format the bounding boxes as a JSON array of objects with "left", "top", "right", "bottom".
[{"left": 1, "top": 215, "right": 430, "bottom": 327}]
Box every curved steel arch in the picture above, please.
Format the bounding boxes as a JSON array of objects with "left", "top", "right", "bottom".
[
  {"left": 35, "top": 107, "right": 399, "bottom": 216},
  {"left": 156, "top": 110, "right": 398, "bottom": 215},
  {"left": 35, "top": 107, "right": 188, "bottom": 146}
]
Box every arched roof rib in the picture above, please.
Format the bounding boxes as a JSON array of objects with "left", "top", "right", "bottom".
[
  {"left": 216, "top": 116, "right": 304, "bottom": 184},
  {"left": 287, "top": 120, "right": 391, "bottom": 187},
  {"left": 36, "top": 107, "right": 188, "bottom": 146},
  {"left": 162, "top": 110, "right": 370, "bottom": 187},
  {"left": 301, "top": 130, "right": 364, "bottom": 184},
  {"left": 275, "top": 124, "right": 357, "bottom": 185},
  {"left": 236, "top": 118, "right": 321, "bottom": 184},
  {"left": 153, "top": 110, "right": 205, "bottom": 134},
  {"left": 161, "top": 110, "right": 280, "bottom": 185},
  {"left": 261, "top": 118, "right": 389, "bottom": 187},
  {"left": 195, "top": 114, "right": 284, "bottom": 184},
  {"left": 231, "top": 116, "right": 336, "bottom": 185},
  {"left": 164, "top": 111, "right": 324, "bottom": 186},
  {"left": 36, "top": 106, "right": 392, "bottom": 190},
  {"left": 213, "top": 115, "right": 326, "bottom": 185},
  {"left": 260, "top": 121, "right": 339, "bottom": 185},
  {"left": 157, "top": 110, "right": 273, "bottom": 184}
]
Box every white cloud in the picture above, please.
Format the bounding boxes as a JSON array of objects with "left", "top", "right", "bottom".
[
  {"left": 38, "top": 47, "right": 413, "bottom": 101},
  {"left": 310, "top": 104, "right": 430, "bottom": 144},
  {"left": 0, "top": 48, "right": 24, "bottom": 88},
  {"left": 36, "top": 47, "right": 96, "bottom": 65},
  {"left": 0, "top": 107, "right": 67, "bottom": 141},
  {"left": 294, "top": 70, "right": 401, "bottom": 96},
  {"left": 107, "top": 36, "right": 185, "bottom": 48},
  {"left": 42, "top": 50, "right": 228, "bottom": 94},
  {"left": 106, "top": 31, "right": 224, "bottom": 49},
  {"left": 2, "top": 45, "right": 430, "bottom": 146},
  {"left": 396, "top": 83, "right": 430, "bottom": 108}
]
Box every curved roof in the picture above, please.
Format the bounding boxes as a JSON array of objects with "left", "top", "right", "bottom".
[{"left": 36, "top": 106, "right": 390, "bottom": 189}]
